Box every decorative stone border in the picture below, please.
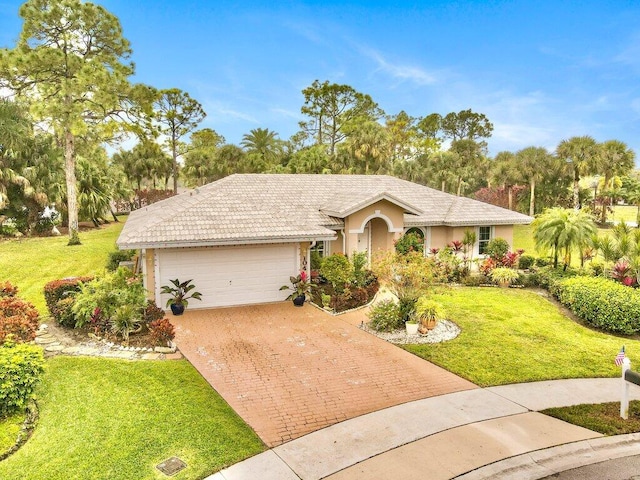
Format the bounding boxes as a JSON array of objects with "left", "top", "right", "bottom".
[{"left": 0, "top": 401, "right": 38, "bottom": 462}]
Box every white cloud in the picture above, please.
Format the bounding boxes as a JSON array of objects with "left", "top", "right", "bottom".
[{"left": 357, "top": 45, "right": 440, "bottom": 86}]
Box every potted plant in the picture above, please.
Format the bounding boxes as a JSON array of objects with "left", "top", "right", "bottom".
[
  {"left": 416, "top": 297, "right": 444, "bottom": 334},
  {"left": 280, "top": 271, "right": 314, "bottom": 306},
  {"left": 405, "top": 317, "right": 419, "bottom": 335},
  {"left": 160, "top": 278, "right": 203, "bottom": 315},
  {"left": 489, "top": 267, "right": 520, "bottom": 288}
]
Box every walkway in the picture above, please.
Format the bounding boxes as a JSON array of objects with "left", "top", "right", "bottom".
[
  {"left": 208, "top": 378, "right": 640, "bottom": 480},
  {"left": 171, "top": 303, "right": 475, "bottom": 447}
]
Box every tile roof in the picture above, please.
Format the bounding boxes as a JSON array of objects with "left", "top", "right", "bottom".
[{"left": 117, "top": 174, "right": 533, "bottom": 249}]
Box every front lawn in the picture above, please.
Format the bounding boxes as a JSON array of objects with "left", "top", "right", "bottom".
[
  {"left": 0, "top": 357, "right": 264, "bottom": 480},
  {"left": 0, "top": 221, "right": 125, "bottom": 314},
  {"left": 542, "top": 401, "right": 640, "bottom": 436},
  {"left": 0, "top": 411, "right": 25, "bottom": 457},
  {"left": 404, "top": 287, "right": 640, "bottom": 387}
]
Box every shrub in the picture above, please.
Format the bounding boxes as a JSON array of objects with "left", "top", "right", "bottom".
[
  {"left": 110, "top": 304, "right": 140, "bottom": 342},
  {"left": 310, "top": 250, "right": 322, "bottom": 271},
  {"left": 368, "top": 299, "right": 402, "bottom": 332},
  {"left": 351, "top": 251, "right": 368, "bottom": 287},
  {"left": 320, "top": 254, "right": 353, "bottom": 293},
  {"left": 0, "top": 297, "right": 40, "bottom": 344},
  {"left": 556, "top": 276, "right": 640, "bottom": 334},
  {"left": 0, "top": 281, "right": 18, "bottom": 297},
  {"left": 535, "top": 257, "right": 550, "bottom": 267},
  {"left": 395, "top": 232, "right": 424, "bottom": 255},
  {"left": 106, "top": 249, "right": 136, "bottom": 272},
  {"left": 518, "top": 255, "right": 535, "bottom": 270},
  {"left": 149, "top": 318, "right": 175, "bottom": 346},
  {"left": 51, "top": 297, "right": 76, "bottom": 328},
  {"left": 72, "top": 268, "right": 147, "bottom": 328},
  {"left": 143, "top": 300, "right": 164, "bottom": 324},
  {"left": 490, "top": 267, "right": 520, "bottom": 286},
  {"left": 532, "top": 266, "right": 581, "bottom": 293},
  {"left": 0, "top": 339, "right": 45, "bottom": 416},
  {"left": 485, "top": 238, "right": 510, "bottom": 261},
  {"left": 44, "top": 277, "right": 93, "bottom": 317}
]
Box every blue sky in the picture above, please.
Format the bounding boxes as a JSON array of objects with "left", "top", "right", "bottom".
[{"left": 1, "top": 0, "right": 640, "bottom": 157}]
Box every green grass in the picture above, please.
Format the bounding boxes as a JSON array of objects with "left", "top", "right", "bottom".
[
  {"left": 404, "top": 287, "right": 640, "bottom": 387},
  {"left": 512, "top": 224, "right": 535, "bottom": 254},
  {"left": 609, "top": 205, "right": 638, "bottom": 225},
  {"left": 0, "top": 357, "right": 265, "bottom": 480},
  {"left": 0, "top": 221, "right": 125, "bottom": 314},
  {"left": 0, "top": 411, "right": 25, "bottom": 456},
  {"left": 543, "top": 400, "right": 640, "bottom": 435}
]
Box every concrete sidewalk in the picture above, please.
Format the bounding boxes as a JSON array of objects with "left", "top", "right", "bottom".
[{"left": 207, "top": 378, "right": 640, "bottom": 480}]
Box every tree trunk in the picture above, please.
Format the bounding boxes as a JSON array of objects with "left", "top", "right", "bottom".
[
  {"left": 64, "top": 129, "right": 80, "bottom": 245},
  {"left": 601, "top": 174, "right": 610, "bottom": 224},
  {"left": 508, "top": 186, "right": 513, "bottom": 210},
  {"left": 441, "top": 180, "right": 446, "bottom": 192},
  {"left": 573, "top": 170, "right": 580, "bottom": 210},
  {"left": 172, "top": 134, "right": 178, "bottom": 194},
  {"left": 529, "top": 179, "right": 536, "bottom": 216}
]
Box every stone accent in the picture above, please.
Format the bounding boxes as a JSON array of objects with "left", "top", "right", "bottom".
[{"left": 34, "top": 324, "right": 181, "bottom": 361}]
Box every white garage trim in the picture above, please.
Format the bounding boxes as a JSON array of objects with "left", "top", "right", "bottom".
[{"left": 156, "top": 243, "right": 299, "bottom": 309}]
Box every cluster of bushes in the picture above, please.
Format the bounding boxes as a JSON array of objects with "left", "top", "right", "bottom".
[
  {"left": 555, "top": 276, "right": 640, "bottom": 335},
  {"left": 44, "top": 269, "right": 174, "bottom": 346},
  {"left": 0, "top": 282, "right": 44, "bottom": 418},
  {"left": 310, "top": 252, "right": 379, "bottom": 312}
]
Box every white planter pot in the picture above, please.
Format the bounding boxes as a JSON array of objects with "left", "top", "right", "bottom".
[{"left": 406, "top": 322, "right": 419, "bottom": 335}]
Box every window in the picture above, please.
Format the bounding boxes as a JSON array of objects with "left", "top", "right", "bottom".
[
  {"left": 310, "top": 241, "right": 326, "bottom": 270},
  {"left": 478, "top": 226, "right": 492, "bottom": 255}
]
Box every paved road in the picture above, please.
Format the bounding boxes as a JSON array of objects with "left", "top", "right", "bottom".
[{"left": 540, "top": 455, "right": 640, "bottom": 480}]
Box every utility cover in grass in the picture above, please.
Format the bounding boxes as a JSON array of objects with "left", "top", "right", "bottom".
[{"left": 156, "top": 457, "right": 186, "bottom": 476}]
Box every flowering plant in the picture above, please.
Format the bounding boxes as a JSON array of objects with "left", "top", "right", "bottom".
[{"left": 280, "top": 271, "right": 315, "bottom": 299}]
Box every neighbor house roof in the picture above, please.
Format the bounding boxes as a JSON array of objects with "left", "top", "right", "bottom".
[{"left": 117, "top": 174, "right": 533, "bottom": 249}]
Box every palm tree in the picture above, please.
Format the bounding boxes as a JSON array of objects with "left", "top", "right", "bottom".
[
  {"left": 597, "top": 140, "right": 635, "bottom": 223},
  {"left": 556, "top": 136, "right": 598, "bottom": 210},
  {"left": 0, "top": 99, "right": 33, "bottom": 209},
  {"left": 490, "top": 151, "right": 519, "bottom": 210},
  {"left": 515, "top": 146, "right": 551, "bottom": 216},
  {"left": 533, "top": 207, "right": 597, "bottom": 269},
  {"left": 240, "top": 128, "right": 283, "bottom": 171}
]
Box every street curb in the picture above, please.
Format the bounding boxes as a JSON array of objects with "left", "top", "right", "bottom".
[{"left": 453, "top": 433, "right": 640, "bottom": 479}]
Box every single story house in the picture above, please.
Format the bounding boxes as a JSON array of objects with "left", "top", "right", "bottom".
[{"left": 117, "top": 174, "right": 533, "bottom": 309}]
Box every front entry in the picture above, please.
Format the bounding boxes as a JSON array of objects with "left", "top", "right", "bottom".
[{"left": 357, "top": 224, "right": 370, "bottom": 254}]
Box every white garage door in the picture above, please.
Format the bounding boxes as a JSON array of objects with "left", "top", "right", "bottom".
[{"left": 157, "top": 244, "right": 298, "bottom": 308}]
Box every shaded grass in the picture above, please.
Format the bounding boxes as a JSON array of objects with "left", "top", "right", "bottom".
[
  {"left": 0, "top": 411, "right": 25, "bottom": 455},
  {"left": 403, "top": 287, "right": 640, "bottom": 387},
  {"left": 609, "top": 205, "right": 638, "bottom": 225},
  {"left": 543, "top": 400, "right": 640, "bottom": 435},
  {"left": 0, "top": 221, "right": 124, "bottom": 314},
  {"left": 0, "top": 357, "right": 264, "bottom": 480}
]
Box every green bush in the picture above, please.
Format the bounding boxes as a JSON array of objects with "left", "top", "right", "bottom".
[
  {"left": 320, "top": 254, "right": 353, "bottom": 293},
  {"left": 531, "top": 266, "right": 581, "bottom": 293},
  {"left": 351, "top": 251, "right": 368, "bottom": 287},
  {"left": 395, "top": 232, "right": 424, "bottom": 255},
  {"left": 310, "top": 250, "right": 322, "bottom": 271},
  {"left": 106, "top": 249, "right": 136, "bottom": 272},
  {"left": 51, "top": 297, "right": 76, "bottom": 328},
  {"left": 0, "top": 339, "right": 45, "bottom": 416},
  {"left": 556, "top": 276, "right": 640, "bottom": 335},
  {"left": 44, "top": 277, "right": 93, "bottom": 317},
  {"left": 518, "top": 255, "right": 535, "bottom": 270},
  {"left": 368, "top": 299, "right": 402, "bottom": 332},
  {"left": 485, "top": 238, "right": 510, "bottom": 261},
  {"left": 535, "top": 257, "right": 551, "bottom": 267},
  {"left": 72, "top": 268, "right": 147, "bottom": 329}
]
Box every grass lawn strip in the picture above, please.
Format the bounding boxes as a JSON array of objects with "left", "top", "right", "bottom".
[
  {"left": 403, "top": 287, "right": 640, "bottom": 387},
  {"left": 542, "top": 400, "right": 640, "bottom": 436},
  {"left": 0, "top": 220, "right": 125, "bottom": 314},
  {"left": 0, "top": 411, "right": 25, "bottom": 456},
  {"left": 0, "top": 357, "right": 265, "bottom": 480}
]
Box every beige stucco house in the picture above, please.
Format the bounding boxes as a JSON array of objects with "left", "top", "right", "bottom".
[{"left": 117, "top": 174, "right": 532, "bottom": 309}]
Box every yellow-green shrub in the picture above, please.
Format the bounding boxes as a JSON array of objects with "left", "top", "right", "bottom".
[{"left": 0, "top": 339, "right": 44, "bottom": 416}]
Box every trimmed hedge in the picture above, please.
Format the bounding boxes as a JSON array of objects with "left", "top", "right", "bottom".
[
  {"left": 43, "top": 277, "right": 92, "bottom": 321},
  {"left": 0, "top": 340, "right": 45, "bottom": 416},
  {"left": 556, "top": 276, "right": 640, "bottom": 335},
  {"left": 0, "top": 296, "right": 40, "bottom": 344}
]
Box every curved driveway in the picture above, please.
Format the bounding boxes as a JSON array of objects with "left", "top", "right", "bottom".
[{"left": 172, "top": 303, "right": 475, "bottom": 447}]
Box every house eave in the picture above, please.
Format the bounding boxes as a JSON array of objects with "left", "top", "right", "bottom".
[{"left": 118, "top": 234, "right": 338, "bottom": 251}]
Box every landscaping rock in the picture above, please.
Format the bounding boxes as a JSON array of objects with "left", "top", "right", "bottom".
[
  {"left": 45, "top": 344, "right": 65, "bottom": 352},
  {"left": 154, "top": 346, "right": 176, "bottom": 354}
]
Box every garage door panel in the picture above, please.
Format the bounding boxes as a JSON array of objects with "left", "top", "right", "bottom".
[{"left": 157, "top": 244, "right": 298, "bottom": 308}]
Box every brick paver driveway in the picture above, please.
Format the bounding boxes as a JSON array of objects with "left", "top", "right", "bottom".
[{"left": 172, "top": 303, "right": 476, "bottom": 447}]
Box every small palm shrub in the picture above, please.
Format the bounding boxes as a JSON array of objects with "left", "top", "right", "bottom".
[
  {"left": 490, "top": 267, "right": 520, "bottom": 286},
  {"left": 110, "top": 304, "right": 140, "bottom": 343},
  {"left": 368, "top": 299, "right": 402, "bottom": 332}
]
